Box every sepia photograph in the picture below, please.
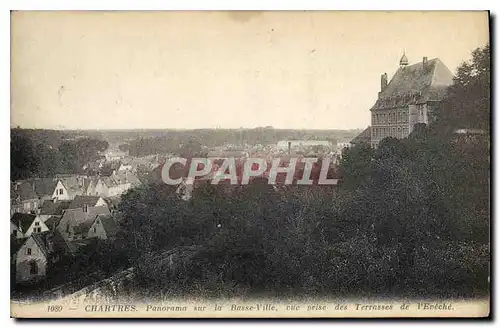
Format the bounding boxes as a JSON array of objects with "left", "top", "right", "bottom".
[{"left": 9, "top": 10, "right": 490, "bottom": 318}]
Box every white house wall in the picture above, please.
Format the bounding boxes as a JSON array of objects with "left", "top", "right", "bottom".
[
  {"left": 16, "top": 238, "right": 48, "bottom": 283},
  {"left": 24, "top": 217, "right": 50, "bottom": 238}
]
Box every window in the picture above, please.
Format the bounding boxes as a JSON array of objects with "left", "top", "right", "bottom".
[
  {"left": 29, "top": 261, "right": 38, "bottom": 274},
  {"left": 35, "top": 221, "right": 39, "bottom": 226},
  {"left": 36, "top": 227, "right": 41, "bottom": 233},
  {"left": 59, "top": 188, "right": 64, "bottom": 195},
  {"left": 26, "top": 248, "right": 32, "bottom": 255},
  {"left": 93, "top": 227, "right": 97, "bottom": 233}
]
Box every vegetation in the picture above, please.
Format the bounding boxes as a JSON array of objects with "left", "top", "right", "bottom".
[
  {"left": 10, "top": 129, "right": 108, "bottom": 180},
  {"left": 113, "top": 44, "right": 490, "bottom": 299}
]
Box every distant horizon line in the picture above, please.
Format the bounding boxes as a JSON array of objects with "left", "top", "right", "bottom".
[{"left": 10, "top": 126, "right": 367, "bottom": 132}]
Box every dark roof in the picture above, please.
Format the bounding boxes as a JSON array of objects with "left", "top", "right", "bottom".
[
  {"left": 83, "top": 177, "right": 98, "bottom": 192},
  {"left": 45, "top": 216, "right": 63, "bottom": 230},
  {"left": 11, "top": 213, "right": 36, "bottom": 233},
  {"left": 96, "top": 215, "right": 119, "bottom": 237},
  {"left": 11, "top": 237, "right": 26, "bottom": 256},
  {"left": 31, "top": 178, "right": 58, "bottom": 198},
  {"left": 73, "top": 220, "right": 94, "bottom": 235},
  {"left": 30, "top": 230, "right": 73, "bottom": 257},
  {"left": 350, "top": 127, "right": 372, "bottom": 145},
  {"left": 11, "top": 181, "right": 37, "bottom": 202},
  {"left": 69, "top": 237, "right": 98, "bottom": 252},
  {"left": 68, "top": 195, "right": 103, "bottom": 209},
  {"left": 103, "top": 196, "right": 121, "bottom": 208},
  {"left": 31, "top": 231, "right": 51, "bottom": 258},
  {"left": 60, "top": 206, "right": 111, "bottom": 228},
  {"left": 39, "top": 200, "right": 71, "bottom": 215},
  {"left": 371, "top": 58, "right": 453, "bottom": 111}
]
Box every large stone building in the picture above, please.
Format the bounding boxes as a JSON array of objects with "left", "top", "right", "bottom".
[{"left": 369, "top": 54, "right": 454, "bottom": 147}]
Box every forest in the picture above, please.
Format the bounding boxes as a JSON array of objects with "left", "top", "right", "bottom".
[{"left": 10, "top": 129, "right": 109, "bottom": 181}]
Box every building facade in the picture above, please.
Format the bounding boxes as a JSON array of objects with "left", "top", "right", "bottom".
[{"left": 369, "top": 54, "right": 454, "bottom": 147}]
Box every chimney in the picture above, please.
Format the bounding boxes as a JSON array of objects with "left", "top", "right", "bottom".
[
  {"left": 381, "top": 73, "right": 388, "bottom": 92},
  {"left": 287, "top": 141, "right": 292, "bottom": 155},
  {"left": 423, "top": 56, "right": 428, "bottom": 68}
]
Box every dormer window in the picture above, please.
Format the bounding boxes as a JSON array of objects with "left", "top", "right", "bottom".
[{"left": 83, "top": 205, "right": 88, "bottom": 213}]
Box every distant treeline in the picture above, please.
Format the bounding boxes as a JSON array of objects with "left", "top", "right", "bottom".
[
  {"left": 11, "top": 128, "right": 108, "bottom": 181},
  {"left": 120, "top": 128, "right": 361, "bottom": 157}
]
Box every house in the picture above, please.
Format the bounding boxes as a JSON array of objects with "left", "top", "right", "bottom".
[
  {"left": 68, "top": 195, "right": 108, "bottom": 210},
  {"left": 11, "top": 181, "right": 40, "bottom": 216},
  {"left": 89, "top": 171, "right": 142, "bottom": 198},
  {"left": 30, "top": 176, "right": 86, "bottom": 202},
  {"left": 24, "top": 216, "right": 50, "bottom": 238},
  {"left": 31, "top": 178, "right": 59, "bottom": 202},
  {"left": 38, "top": 200, "right": 72, "bottom": 222},
  {"left": 369, "top": 54, "right": 454, "bottom": 147},
  {"left": 83, "top": 177, "right": 99, "bottom": 196},
  {"left": 57, "top": 206, "right": 111, "bottom": 242},
  {"left": 87, "top": 214, "right": 119, "bottom": 240},
  {"left": 56, "top": 175, "right": 87, "bottom": 199},
  {"left": 14, "top": 231, "right": 71, "bottom": 284},
  {"left": 11, "top": 213, "right": 37, "bottom": 239}
]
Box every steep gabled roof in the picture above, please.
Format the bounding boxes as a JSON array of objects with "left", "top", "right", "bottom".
[
  {"left": 11, "top": 237, "right": 26, "bottom": 256},
  {"left": 59, "top": 176, "right": 86, "bottom": 197},
  {"left": 68, "top": 195, "right": 103, "bottom": 209},
  {"left": 30, "top": 230, "right": 72, "bottom": 257},
  {"left": 45, "top": 216, "right": 63, "bottom": 230},
  {"left": 39, "top": 200, "right": 72, "bottom": 215},
  {"left": 11, "top": 213, "right": 36, "bottom": 233},
  {"left": 31, "top": 231, "right": 52, "bottom": 258},
  {"left": 60, "top": 206, "right": 110, "bottom": 227},
  {"left": 95, "top": 214, "right": 119, "bottom": 238},
  {"left": 31, "top": 178, "right": 58, "bottom": 198}
]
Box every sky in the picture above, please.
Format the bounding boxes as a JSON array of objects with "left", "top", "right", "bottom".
[{"left": 11, "top": 11, "right": 489, "bottom": 130}]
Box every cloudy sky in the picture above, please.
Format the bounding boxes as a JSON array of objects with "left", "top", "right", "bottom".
[{"left": 11, "top": 11, "right": 489, "bottom": 130}]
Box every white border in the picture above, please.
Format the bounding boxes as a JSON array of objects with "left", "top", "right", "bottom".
[{"left": 2, "top": 1, "right": 496, "bottom": 327}]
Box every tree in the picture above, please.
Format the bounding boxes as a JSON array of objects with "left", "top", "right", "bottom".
[
  {"left": 432, "top": 44, "right": 490, "bottom": 135},
  {"left": 11, "top": 132, "right": 39, "bottom": 181},
  {"left": 338, "top": 142, "right": 374, "bottom": 190}
]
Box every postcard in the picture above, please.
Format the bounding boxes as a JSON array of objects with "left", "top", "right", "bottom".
[{"left": 10, "top": 10, "right": 490, "bottom": 318}]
